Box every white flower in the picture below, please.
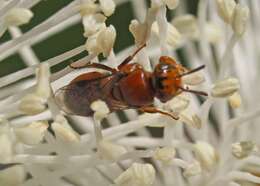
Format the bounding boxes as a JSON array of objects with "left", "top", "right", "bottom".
[
  {"left": 19, "top": 94, "right": 47, "bottom": 115},
  {"left": 172, "top": 15, "right": 222, "bottom": 43},
  {"left": 14, "top": 121, "right": 48, "bottom": 145},
  {"left": 129, "top": 20, "right": 148, "bottom": 46},
  {"left": 179, "top": 111, "right": 202, "bottom": 129},
  {"left": 211, "top": 78, "right": 240, "bottom": 98},
  {"left": 152, "top": 21, "right": 182, "bottom": 48},
  {"left": 79, "top": 2, "right": 98, "bottom": 16},
  {"left": 19, "top": 64, "right": 50, "bottom": 115},
  {"left": 114, "top": 163, "right": 156, "bottom": 186},
  {"left": 4, "top": 8, "right": 33, "bottom": 27},
  {"left": 228, "top": 92, "right": 242, "bottom": 109},
  {"left": 99, "top": 0, "right": 116, "bottom": 16},
  {"left": 216, "top": 0, "right": 236, "bottom": 24},
  {"left": 1, "top": 8, "right": 33, "bottom": 37},
  {"left": 231, "top": 4, "right": 250, "bottom": 37},
  {"left": 232, "top": 141, "right": 258, "bottom": 159},
  {"left": 85, "top": 25, "right": 116, "bottom": 57},
  {"left": 51, "top": 115, "right": 80, "bottom": 142},
  {"left": 90, "top": 100, "right": 110, "bottom": 120},
  {"left": 153, "top": 147, "right": 176, "bottom": 164},
  {"left": 172, "top": 14, "right": 198, "bottom": 40},
  {"left": 183, "top": 161, "right": 202, "bottom": 178},
  {"left": 163, "top": 94, "right": 190, "bottom": 113},
  {"left": 96, "top": 25, "right": 117, "bottom": 57},
  {"left": 98, "top": 140, "right": 127, "bottom": 160},
  {"left": 82, "top": 13, "right": 107, "bottom": 37},
  {"left": 193, "top": 141, "right": 218, "bottom": 170},
  {"left": 0, "top": 0, "right": 259, "bottom": 186},
  {"left": 182, "top": 71, "right": 205, "bottom": 85}
]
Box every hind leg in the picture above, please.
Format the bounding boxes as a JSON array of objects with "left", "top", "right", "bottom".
[
  {"left": 118, "top": 43, "right": 146, "bottom": 69},
  {"left": 139, "top": 106, "right": 179, "bottom": 120},
  {"left": 70, "top": 61, "right": 117, "bottom": 73}
]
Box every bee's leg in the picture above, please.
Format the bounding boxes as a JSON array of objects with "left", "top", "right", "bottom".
[
  {"left": 118, "top": 43, "right": 146, "bottom": 69},
  {"left": 139, "top": 106, "right": 179, "bottom": 120},
  {"left": 178, "top": 86, "right": 208, "bottom": 96},
  {"left": 70, "top": 62, "right": 117, "bottom": 73},
  {"left": 0, "top": 163, "right": 22, "bottom": 171}
]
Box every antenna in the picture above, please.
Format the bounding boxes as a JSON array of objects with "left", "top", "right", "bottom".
[
  {"left": 176, "top": 65, "right": 205, "bottom": 78},
  {"left": 178, "top": 86, "right": 208, "bottom": 96}
]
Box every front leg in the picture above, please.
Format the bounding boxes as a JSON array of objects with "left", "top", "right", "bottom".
[
  {"left": 70, "top": 61, "right": 117, "bottom": 73},
  {"left": 139, "top": 106, "right": 179, "bottom": 120},
  {"left": 118, "top": 43, "right": 146, "bottom": 69}
]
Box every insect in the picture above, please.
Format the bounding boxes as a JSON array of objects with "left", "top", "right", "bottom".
[{"left": 55, "top": 44, "right": 207, "bottom": 120}]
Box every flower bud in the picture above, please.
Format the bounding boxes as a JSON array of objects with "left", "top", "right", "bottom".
[
  {"left": 91, "top": 100, "right": 110, "bottom": 120},
  {"left": 14, "top": 121, "right": 48, "bottom": 145},
  {"left": 232, "top": 141, "right": 258, "bottom": 159},
  {"left": 19, "top": 94, "right": 46, "bottom": 115},
  {"left": 129, "top": 20, "right": 148, "bottom": 46},
  {"left": 99, "top": 0, "right": 115, "bottom": 16},
  {"left": 19, "top": 64, "right": 50, "bottom": 115},
  {"left": 191, "top": 114, "right": 202, "bottom": 129},
  {"left": 172, "top": 14, "right": 198, "bottom": 39},
  {"left": 153, "top": 147, "right": 176, "bottom": 164},
  {"left": 79, "top": 2, "right": 98, "bottom": 16},
  {"left": 182, "top": 71, "right": 205, "bottom": 85},
  {"left": 216, "top": 0, "right": 236, "bottom": 24},
  {"left": 228, "top": 92, "right": 242, "bottom": 108},
  {"left": 82, "top": 14, "right": 106, "bottom": 37},
  {"left": 163, "top": 94, "right": 190, "bottom": 113},
  {"left": 4, "top": 8, "right": 33, "bottom": 26},
  {"left": 114, "top": 163, "right": 155, "bottom": 186},
  {"left": 52, "top": 115, "right": 80, "bottom": 142},
  {"left": 152, "top": 22, "right": 181, "bottom": 48},
  {"left": 193, "top": 141, "right": 218, "bottom": 170},
  {"left": 179, "top": 112, "right": 202, "bottom": 129},
  {"left": 97, "top": 25, "right": 116, "bottom": 57},
  {"left": 232, "top": 4, "right": 249, "bottom": 37},
  {"left": 85, "top": 33, "right": 101, "bottom": 54},
  {"left": 211, "top": 78, "right": 240, "bottom": 98},
  {"left": 183, "top": 161, "right": 201, "bottom": 178},
  {"left": 98, "top": 140, "right": 127, "bottom": 160}
]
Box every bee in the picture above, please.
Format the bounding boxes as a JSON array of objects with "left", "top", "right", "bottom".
[{"left": 55, "top": 44, "right": 207, "bottom": 120}]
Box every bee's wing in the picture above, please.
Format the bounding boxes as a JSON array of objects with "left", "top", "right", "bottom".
[
  {"left": 54, "top": 72, "right": 126, "bottom": 116},
  {"left": 54, "top": 85, "right": 80, "bottom": 115}
]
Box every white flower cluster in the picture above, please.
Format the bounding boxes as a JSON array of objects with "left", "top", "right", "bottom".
[
  {"left": 0, "top": 0, "right": 260, "bottom": 186},
  {"left": 216, "top": 0, "right": 249, "bottom": 36},
  {"left": 81, "top": 0, "right": 116, "bottom": 57}
]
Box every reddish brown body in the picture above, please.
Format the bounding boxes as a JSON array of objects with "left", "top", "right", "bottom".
[{"left": 55, "top": 45, "right": 207, "bottom": 120}]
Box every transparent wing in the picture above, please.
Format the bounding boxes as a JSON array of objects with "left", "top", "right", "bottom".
[
  {"left": 54, "top": 73, "right": 112, "bottom": 116},
  {"left": 55, "top": 85, "right": 80, "bottom": 115}
]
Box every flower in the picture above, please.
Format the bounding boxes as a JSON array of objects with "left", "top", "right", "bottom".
[
  {"left": 0, "top": 8, "right": 33, "bottom": 37},
  {"left": 19, "top": 63, "right": 50, "bottom": 115},
  {"left": 0, "top": 0, "right": 259, "bottom": 186},
  {"left": 114, "top": 163, "right": 155, "bottom": 186}
]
